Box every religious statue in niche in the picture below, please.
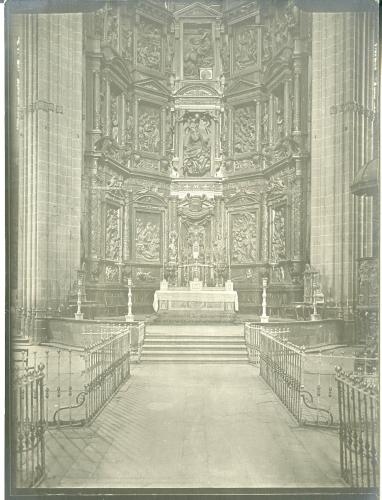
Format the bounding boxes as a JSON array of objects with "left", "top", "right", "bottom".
[
  {"left": 212, "top": 234, "right": 225, "bottom": 265},
  {"left": 234, "top": 105, "right": 257, "bottom": 154},
  {"left": 168, "top": 230, "right": 178, "bottom": 263},
  {"left": 276, "top": 103, "right": 285, "bottom": 141},
  {"left": 137, "top": 19, "right": 162, "bottom": 72},
  {"left": 138, "top": 104, "right": 161, "bottom": 154},
  {"left": 231, "top": 212, "right": 257, "bottom": 263},
  {"left": 110, "top": 94, "right": 119, "bottom": 142},
  {"left": 136, "top": 215, "right": 160, "bottom": 262},
  {"left": 183, "top": 25, "right": 214, "bottom": 79},
  {"left": 271, "top": 208, "right": 287, "bottom": 262},
  {"left": 105, "top": 265, "right": 119, "bottom": 282},
  {"left": 183, "top": 224, "right": 206, "bottom": 262},
  {"left": 105, "top": 206, "right": 121, "bottom": 261},
  {"left": 234, "top": 23, "right": 258, "bottom": 71},
  {"left": 182, "top": 112, "right": 212, "bottom": 177},
  {"left": 165, "top": 110, "right": 174, "bottom": 154}
]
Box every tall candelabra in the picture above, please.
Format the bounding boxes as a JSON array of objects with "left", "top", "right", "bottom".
[
  {"left": 125, "top": 278, "right": 135, "bottom": 323},
  {"left": 74, "top": 269, "right": 85, "bottom": 320},
  {"left": 260, "top": 277, "right": 269, "bottom": 323}
]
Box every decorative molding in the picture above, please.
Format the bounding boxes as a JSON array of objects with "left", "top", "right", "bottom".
[{"left": 174, "top": 2, "right": 222, "bottom": 19}]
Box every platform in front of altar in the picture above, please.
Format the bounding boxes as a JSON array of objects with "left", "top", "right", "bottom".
[{"left": 152, "top": 283, "right": 239, "bottom": 323}]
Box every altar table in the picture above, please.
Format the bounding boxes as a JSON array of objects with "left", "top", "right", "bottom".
[{"left": 153, "top": 287, "right": 239, "bottom": 313}]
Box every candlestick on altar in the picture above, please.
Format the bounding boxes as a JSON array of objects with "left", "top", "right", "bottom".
[
  {"left": 125, "top": 278, "right": 135, "bottom": 323},
  {"left": 260, "top": 277, "right": 269, "bottom": 323},
  {"left": 75, "top": 269, "right": 85, "bottom": 320}
]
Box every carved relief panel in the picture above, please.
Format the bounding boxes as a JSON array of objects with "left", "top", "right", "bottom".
[
  {"left": 183, "top": 23, "right": 214, "bottom": 80},
  {"left": 230, "top": 211, "right": 258, "bottom": 264},
  {"left": 233, "top": 103, "right": 257, "bottom": 154},
  {"left": 262, "top": 2, "right": 295, "bottom": 62},
  {"left": 270, "top": 205, "right": 287, "bottom": 263},
  {"left": 233, "top": 20, "right": 259, "bottom": 73},
  {"left": 135, "top": 211, "right": 161, "bottom": 263},
  {"left": 105, "top": 205, "right": 122, "bottom": 261},
  {"left": 136, "top": 17, "right": 162, "bottom": 72},
  {"left": 181, "top": 111, "right": 212, "bottom": 177},
  {"left": 110, "top": 91, "right": 120, "bottom": 143},
  {"left": 137, "top": 102, "right": 161, "bottom": 154}
]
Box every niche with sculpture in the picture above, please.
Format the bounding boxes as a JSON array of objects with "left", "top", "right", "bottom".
[
  {"left": 231, "top": 211, "right": 258, "bottom": 264},
  {"left": 105, "top": 205, "right": 122, "bottom": 261},
  {"left": 233, "top": 20, "right": 259, "bottom": 72},
  {"left": 138, "top": 102, "right": 161, "bottom": 154},
  {"left": 233, "top": 104, "right": 257, "bottom": 154},
  {"left": 136, "top": 17, "right": 162, "bottom": 72},
  {"left": 183, "top": 23, "right": 214, "bottom": 79},
  {"left": 182, "top": 111, "right": 212, "bottom": 177},
  {"left": 270, "top": 206, "right": 287, "bottom": 263},
  {"left": 135, "top": 212, "right": 161, "bottom": 263}
]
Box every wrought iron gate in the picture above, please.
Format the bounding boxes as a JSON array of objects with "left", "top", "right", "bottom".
[
  {"left": 13, "top": 364, "right": 46, "bottom": 488},
  {"left": 336, "top": 367, "right": 379, "bottom": 488}
]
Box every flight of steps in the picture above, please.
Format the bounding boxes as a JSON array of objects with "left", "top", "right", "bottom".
[{"left": 141, "top": 330, "right": 249, "bottom": 363}]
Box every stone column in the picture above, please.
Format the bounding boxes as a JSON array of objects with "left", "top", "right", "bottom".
[
  {"left": 16, "top": 13, "right": 83, "bottom": 341},
  {"left": 292, "top": 39, "right": 302, "bottom": 137},
  {"left": 310, "top": 11, "right": 378, "bottom": 306},
  {"left": 284, "top": 78, "right": 292, "bottom": 137}
]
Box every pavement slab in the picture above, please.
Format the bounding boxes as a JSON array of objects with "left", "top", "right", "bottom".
[{"left": 41, "top": 363, "right": 347, "bottom": 489}]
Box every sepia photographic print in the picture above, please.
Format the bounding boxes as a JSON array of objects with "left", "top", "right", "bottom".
[{"left": 4, "top": 0, "right": 380, "bottom": 498}]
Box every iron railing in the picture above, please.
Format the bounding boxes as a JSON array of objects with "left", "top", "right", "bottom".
[
  {"left": 13, "top": 364, "right": 46, "bottom": 488},
  {"left": 336, "top": 367, "right": 379, "bottom": 488},
  {"left": 84, "top": 328, "right": 131, "bottom": 422},
  {"left": 129, "top": 321, "right": 145, "bottom": 362},
  {"left": 244, "top": 323, "right": 289, "bottom": 365},
  {"left": 244, "top": 323, "right": 338, "bottom": 427},
  {"left": 53, "top": 327, "right": 131, "bottom": 426},
  {"left": 13, "top": 325, "right": 132, "bottom": 429},
  {"left": 258, "top": 328, "right": 304, "bottom": 421}
]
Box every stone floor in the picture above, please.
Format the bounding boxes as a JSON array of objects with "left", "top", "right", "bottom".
[{"left": 40, "top": 363, "right": 346, "bottom": 489}]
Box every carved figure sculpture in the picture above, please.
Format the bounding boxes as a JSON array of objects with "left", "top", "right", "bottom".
[
  {"left": 138, "top": 106, "right": 161, "bottom": 153},
  {"left": 137, "top": 19, "right": 161, "bottom": 71},
  {"left": 183, "top": 113, "right": 211, "bottom": 177},
  {"left": 234, "top": 24, "right": 257, "bottom": 71},
  {"left": 105, "top": 207, "right": 121, "bottom": 261},
  {"left": 111, "top": 94, "right": 119, "bottom": 142},
  {"left": 168, "top": 230, "right": 178, "bottom": 263},
  {"left": 136, "top": 217, "right": 160, "bottom": 261},
  {"left": 271, "top": 208, "right": 286, "bottom": 262},
  {"left": 234, "top": 105, "right": 257, "bottom": 153},
  {"left": 231, "top": 212, "right": 257, "bottom": 263},
  {"left": 183, "top": 28, "right": 213, "bottom": 79}
]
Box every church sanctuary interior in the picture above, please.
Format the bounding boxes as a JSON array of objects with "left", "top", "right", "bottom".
[{"left": 6, "top": 0, "right": 379, "bottom": 492}]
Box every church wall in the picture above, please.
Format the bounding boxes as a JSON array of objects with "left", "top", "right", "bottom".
[{"left": 12, "top": 12, "right": 83, "bottom": 340}]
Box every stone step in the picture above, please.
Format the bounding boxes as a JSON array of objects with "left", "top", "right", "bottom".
[
  {"left": 143, "top": 343, "right": 246, "bottom": 351},
  {"left": 144, "top": 345, "right": 247, "bottom": 351},
  {"left": 140, "top": 356, "right": 249, "bottom": 363},
  {"left": 144, "top": 335, "right": 243, "bottom": 341},
  {"left": 142, "top": 349, "right": 248, "bottom": 356},
  {"left": 144, "top": 338, "right": 245, "bottom": 344}
]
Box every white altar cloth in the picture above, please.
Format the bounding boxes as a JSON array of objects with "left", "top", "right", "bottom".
[{"left": 153, "top": 287, "right": 239, "bottom": 313}]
